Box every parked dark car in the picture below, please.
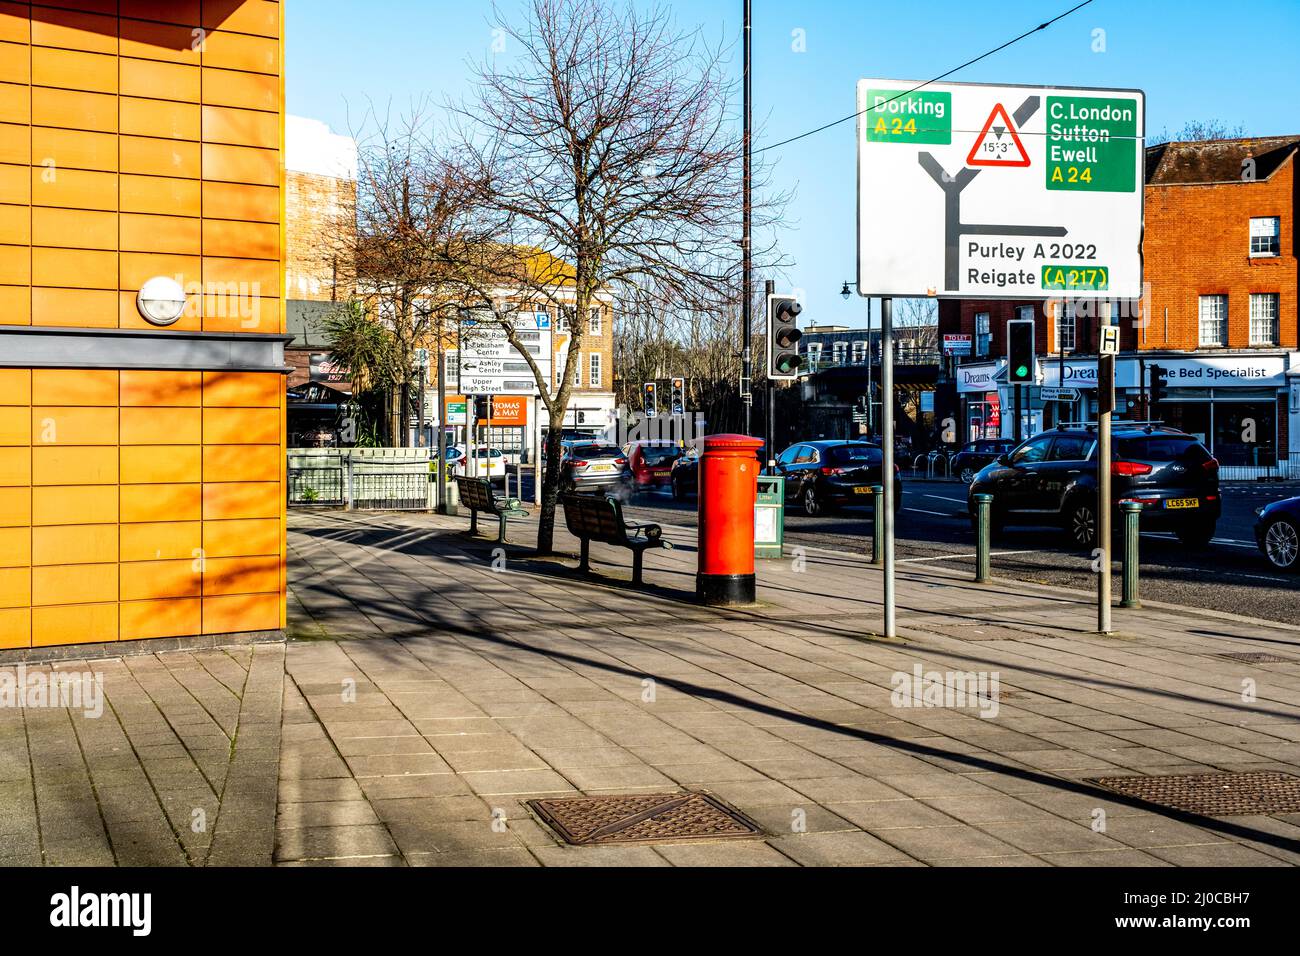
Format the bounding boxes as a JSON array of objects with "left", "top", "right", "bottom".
[
  {"left": 967, "top": 424, "right": 1221, "bottom": 548},
  {"left": 623, "top": 441, "right": 684, "bottom": 492},
  {"left": 670, "top": 444, "right": 765, "bottom": 499},
  {"left": 774, "top": 440, "right": 903, "bottom": 517},
  {"left": 560, "top": 441, "right": 627, "bottom": 494},
  {"left": 1255, "top": 495, "right": 1300, "bottom": 572},
  {"left": 671, "top": 449, "right": 701, "bottom": 499},
  {"left": 952, "top": 438, "right": 1017, "bottom": 484}
]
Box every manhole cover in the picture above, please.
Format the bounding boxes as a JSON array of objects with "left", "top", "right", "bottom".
[
  {"left": 1090, "top": 772, "right": 1300, "bottom": 816},
  {"left": 1218, "top": 652, "right": 1294, "bottom": 664},
  {"left": 528, "top": 792, "right": 762, "bottom": 846}
]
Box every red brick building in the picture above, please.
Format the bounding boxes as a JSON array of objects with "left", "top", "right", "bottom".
[{"left": 939, "top": 136, "right": 1300, "bottom": 474}]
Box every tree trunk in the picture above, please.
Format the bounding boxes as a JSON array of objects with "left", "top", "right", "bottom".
[{"left": 535, "top": 421, "right": 565, "bottom": 555}]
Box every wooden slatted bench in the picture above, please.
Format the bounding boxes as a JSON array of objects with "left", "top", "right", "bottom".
[
  {"left": 562, "top": 493, "right": 673, "bottom": 586},
  {"left": 456, "top": 476, "right": 529, "bottom": 545}
]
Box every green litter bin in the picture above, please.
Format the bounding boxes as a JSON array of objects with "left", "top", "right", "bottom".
[{"left": 755, "top": 475, "right": 786, "bottom": 559}]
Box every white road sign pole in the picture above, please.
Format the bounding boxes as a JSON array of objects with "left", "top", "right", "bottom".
[{"left": 881, "top": 296, "right": 896, "bottom": 640}]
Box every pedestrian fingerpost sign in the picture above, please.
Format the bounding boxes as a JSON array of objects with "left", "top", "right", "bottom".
[{"left": 857, "top": 79, "right": 1144, "bottom": 299}]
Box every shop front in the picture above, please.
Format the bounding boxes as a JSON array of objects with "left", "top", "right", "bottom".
[
  {"left": 955, "top": 362, "right": 1003, "bottom": 441},
  {"left": 1125, "top": 354, "right": 1294, "bottom": 478}
]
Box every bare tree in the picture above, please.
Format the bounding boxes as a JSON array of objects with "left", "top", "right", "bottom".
[
  {"left": 444, "top": 0, "right": 784, "bottom": 554},
  {"left": 323, "top": 104, "right": 467, "bottom": 446},
  {"left": 1149, "top": 119, "right": 1247, "bottom": 147}
]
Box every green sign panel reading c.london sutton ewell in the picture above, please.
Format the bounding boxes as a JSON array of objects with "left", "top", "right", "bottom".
[{"left": 1046, "top": 95, "right": 1138, "bottom": 193}]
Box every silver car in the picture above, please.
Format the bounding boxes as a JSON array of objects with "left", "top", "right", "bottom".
[{"left": 560, "top": 441, "right": 627, "bottom": 494}]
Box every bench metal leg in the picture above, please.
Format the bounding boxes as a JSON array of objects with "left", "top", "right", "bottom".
[
  {"left": 579, "top": 538, "right": 590, "bottom": 574},
  {"left": 632, "top": 550, "right": 644, "bottom": 587},
  {"left": 497, "top": 514, "right": 508, "bottom": 545},
  {"left": 469, "top": 509, "right": 479, "bottom": 537}
]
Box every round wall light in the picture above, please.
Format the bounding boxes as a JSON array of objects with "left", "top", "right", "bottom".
[{"left": 136, "top": 276, "right": 188, "bottom": 327}]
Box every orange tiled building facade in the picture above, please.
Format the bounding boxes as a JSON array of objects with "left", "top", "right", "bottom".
[{"left": 0, "top": 2, "right": 287, "bottom": 652}]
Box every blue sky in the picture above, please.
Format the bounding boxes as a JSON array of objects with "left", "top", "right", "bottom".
[{"left": 288, "top": 0, "right": 1300, "bottom": 328}]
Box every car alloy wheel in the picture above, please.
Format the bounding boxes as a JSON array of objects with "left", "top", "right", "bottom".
[
  {"left": 803, "top": 485, "right": 822, "bottom": 516},
  {"left": 1264, "top": 518, "right": 1300, "bottom": 571},
  {"left": 960, "top": 467, "right": 976, "bottom": 484},
  {"left": 1069, "top": 500, "right": 1096, "bottom": 548}
]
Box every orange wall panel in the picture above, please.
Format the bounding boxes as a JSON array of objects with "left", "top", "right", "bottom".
[
  {"left": 33, "top": 445, "right": 118, "bottom": 484},
  {"left": 0, "top": 486, "right": 31, "bottom": 526},
  {"left": 202, "top": 480, "right": 278, "bottom": 520},
  {"left": 31, "top": 406, "right": 118, "bottom": 444},
  {"left": 32, "top": 484, "right": 117, "bottom": 525},
  {"left": 119, "top": 520, "right": 201, "bottom": 562},
  {"left": 0, "top": 607, "right": 30, "bottom": 649},
  {"left": 0, "top": 525, "right": 28, "bottom": 566},
  {"left": 204, "top": 516, "right": 278, "bottom": 558},
  {"left": 120, "top": 444, "right": 201, "bottom": 484},
  {"left": 120, "top": 212, "right": 201, "bottom": 255},
  {"left": 32, "top": 287, "right": 117, "bottom": 327},
  {"left": 33, "top": 603, "right": 117, "bottom": 647},
  {"left": 120, "top": 597, "right": 201, "bottom": 641},
  {"left": 120, "top": 370, "right": 203, "bottom": 407},
  {"left": 0, "top": 405, "right": 27, "bottom": 443},
  {"left": 0, "top": 0, "right": 287, "bottom": 651},
  {"left": 120, "top": 406, "right": 201, "bottom": 444},
  {"left": 120, "top": 482, "right": 202, "bottom": 524},
  {"left": 32, "top": 208, "right": 118, "bottom": 249},
  {"left": 32, "top": 524, "right": 117, "bottom": 566},
  {"left": 33, "top": 369, "right": 118, "bottom": 405},
  {"left": 203, "top": 592, "right": 277, "bottom": 633},
  {"left": 120, "top": 558, "right": 201, "bottom": 601}
]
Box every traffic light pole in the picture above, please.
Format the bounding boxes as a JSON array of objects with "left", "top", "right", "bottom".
[
  {"left": 765, "top": 279, "right": 775, "bottom": 470},
  {"left": 740, "top": 0, "right": 753, "bottom": 435},
  {"left": 881, "top": 297, "right": 896, "bottom": 640}
]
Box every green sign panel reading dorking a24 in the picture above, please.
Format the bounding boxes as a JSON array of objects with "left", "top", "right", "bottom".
[
  {"left": 863, "top": 90, "right": 952, "bottom": 145},
  {"left": 1046, "top": 96, "right": 1138, "bottom": 192}
]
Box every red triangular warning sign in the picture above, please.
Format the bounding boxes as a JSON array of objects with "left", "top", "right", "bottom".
[{"left": 966, "top": 103, "right": 1030, "bottom": 167}]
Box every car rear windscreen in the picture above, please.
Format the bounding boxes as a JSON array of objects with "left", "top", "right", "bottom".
[
  {"left": 642, "top": 447, "right": 681, "bottom": 466},
  {"left": 571, "top": 444, "right": 620, "bottom": 458},
  {"left": 828, "top": 445, "right": 882, "bottom": 465},
  {"left": 1117, "top": 436, "right": 1211, "bottom": 463}
]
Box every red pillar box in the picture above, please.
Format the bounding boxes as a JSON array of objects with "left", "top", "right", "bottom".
[{"left": 697, "top": 434, "right": 764, "bottom": 606}]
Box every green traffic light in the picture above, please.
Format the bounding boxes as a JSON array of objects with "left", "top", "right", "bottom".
[{"left": 1016, "top": 365, "right": 1029, "bottom": 378}]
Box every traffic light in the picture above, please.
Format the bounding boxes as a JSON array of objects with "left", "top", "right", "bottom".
[
  {"left": 643, "top": 381, "right": 658, "bottom": 419},
  {"left": 669, "top": 377, "right": 685, "bottom": 416},
  {"left": 1150, "top": 364, "right": 1168, "bottom": 406},
  {"left": 766, "top": 294, "right": 803, "bottom": 380},
  {"left": 1006, "top": 318, "right": 1035, "bottom": 385}
]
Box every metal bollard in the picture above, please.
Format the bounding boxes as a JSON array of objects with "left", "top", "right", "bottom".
[
  {"left": 1121, "top": 501, "right": 1141, "bottom": 609},
  {"left": 871, "top": 484, "right": 884, "bottom": 566},
  {"left": 974, "top": 493, "right": 992, "bottom": 583}
]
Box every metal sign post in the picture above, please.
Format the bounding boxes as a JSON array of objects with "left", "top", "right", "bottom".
[
  {"left": 1098, "top": 310, "right": 1119, "bottom": 634},
  {"left": 881, "top": 296, "right": 896, "bottom": 639},
  {"left": 436, "top": 342, "right": 447, "bottom": 513}
]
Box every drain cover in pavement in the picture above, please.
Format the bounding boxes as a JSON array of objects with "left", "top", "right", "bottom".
[
  {"left": 1217, "top": 652, "right": 1294, "bottom": 664},
  {"left": 528, "top": 792, "right": 762, "bottom": 846},
  {"left": 1090, "top": 771, "right": 1300, "bottom": 816}
]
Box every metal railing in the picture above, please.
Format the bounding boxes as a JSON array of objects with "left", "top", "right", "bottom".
[
  {"left": 288, "top": 467, "right": 345, "bottom": 507},
  {"left": 1218, "top": 453, "right": 1300, "bottom": 482},
  {"left": 912, "top": 450, "right": 952, "bottom": 479},
  {"left": 287, "top": 448, "right": 437, "bottom": 511},
  {"left": 802, "top": 347, "right": 942, "bottom": 373}
]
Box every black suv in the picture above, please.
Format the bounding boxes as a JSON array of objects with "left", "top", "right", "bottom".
[
  {"left": 967, "top": 425, "right": 1220, "bottom": 548},
  {"left": 775, "top": 440, "right": 903, "bottom": 517}
]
